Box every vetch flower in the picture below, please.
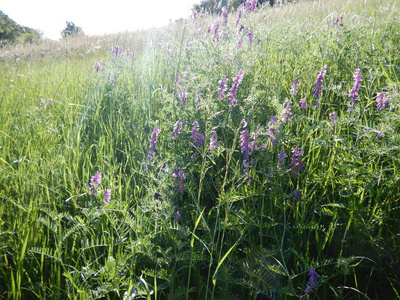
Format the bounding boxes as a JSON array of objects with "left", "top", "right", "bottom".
[
  {"left": 289, "top": 147, "right": 305, "bottom": 178},
  {"left": 172, "top": 168, "right": 186, "bottom": 193},
  {"left": 268, "top": 116, "right": 280, "bottom": 146},
  {"left": 376, "top": 92, "right": 389, "bottom": 110},
  {"left": 218, "top": 76, "right": 228, "bottom": 100},
  {"left": 148, "top": 125, "right": 161, "bottom": 161},
  {"left": 348, "top": 68, "right": 362, "bottom": 109},
  {"left": 191, "top": 121, "right": 205, "bottom": 148},
  {"left": 329, "top": 111, "right": 338, "bottom": 125},
  {"left": 90, "top": 171, "right": 102, "bottom": 195},
  {"left": 247, "top": 31, "right": 254, "bottom": 44},
  {"left": 277, "top": 150, "right": 287, "bottom": 169},
  {"left": 292, "top": 189, "right": 302, "bottom": 199},
  {"left": 304, "top": 267, "right": 321, "bottom": 293},
  {"left": 314, "top": 66, "right": 327, "bottom": 106},
  {"left": 104, "top": 189, "right": 111, "bottom": 204},
  {"left": 299, "top": 98, "right": 307, "bottom": 109},
  {"left": 235, "top": 8, "right": 243, "bottom": 27},
  {"left": 209, "top": 131, "right": 218, "bottom": 153},
  {"left": 240, "top": 129, "right": 250, "bottom": 175},
  {"left": 174, "top": 211, "right": 181, "bottom": 224},
  {"left": 290, "top": 77, "right": 300, "bottom": 95},
  {"left": 227, "top": 70, "right": 245, "bottom": 108},
  {"left": 282, "top": 102, "right": 292, "bottom": 124}
]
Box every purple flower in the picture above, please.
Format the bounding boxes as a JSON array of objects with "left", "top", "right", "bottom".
[
  {"left": 149, "top": 125, "right": 161, "bottom": 161},
  {"left": 249, "top": 129, "right": 259, "bottom": 153},
  {"left": 304, "top": 267, "right": 321, "bottom": 293},
  {"left": 247, "top": 31, "right": 254, "bottom": 44},
  {"left": 213, "top": 20, "right": 220, "bottom": 42},
  {"left": 314, "top": 66, "right": 327, "bottom": 105},
  {"left": 299, "top": 98, "right": 307, "bottom": 109},
  {"left": 376, "top": 92, "right": 389, "bottom": 110},
  {"left": 111, "top": 45, "right": 120, "bottom": 57},
  {"left": 235, "top": 8, "right": 243, "bottom": 28},
  {"left": 293, "top": 189, "right": 302, "bottom": 199},
  {"left": 218, "top": 76, "right": 228, "bottom": 100},
  {"left": 90, "top": 171, "right": 102, "bottom": 195},
  {"left": 277, "top": 150, "right": 287, "bottom": 169},
  {"left": 268, "top": 116, "right": 280, "bottom": 146},
  {"left": 227, "top": 70, "right": 245, "bottom": 108},
  {"left": 191, "top": 121, "right": 205, "bottom": 148},
  {"left": 348, "top": 68, "right": 362, "bottom": 109},
  {"left": 221, "top": 7, "right": 228, "bottom": 25},
  {"left": 172, "top": 121, "right": 179, "bottom": 140},
  {"left": 282, "top": 102, "right": 292, "bottom": 124},
  {"left": 329, "top": 111, "right": 338, "bottom": 125},
  {"left": 172, "top": 168, "right": 186, "bottom": 193},
  {"left": 109, "top": 74, "right": 115, "bottom": 84},
  {"left": 104, "top": 189, "right": 111, "bottom": 204},
  {"left": 289, "top": 147, "right": 305, "bottom": 178},
  {"left": 243, "top": 0, "right": 257, "bottom": 11},
  {"left": 174, "top": 211, "right": 181, "bottom": 224},
  {"left": 209, "top": 131, "right": 218, "bottom": 153},
  {"left": 240, "top": 129, "right": 250, "bottom": 174},
  {"left": 290, "top": 77, "right": 300, "bottom": 95},
  {"left": 92, "top": 61, "right": 104, "bottom": 72}
]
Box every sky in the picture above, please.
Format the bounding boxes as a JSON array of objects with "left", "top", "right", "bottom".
[{"left": 1, "top": 0, "right": 200, "bottom": 40}]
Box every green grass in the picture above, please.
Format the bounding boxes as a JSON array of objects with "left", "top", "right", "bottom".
[{"left": 1, "top": 0, "right": 400, "bottom": 299}]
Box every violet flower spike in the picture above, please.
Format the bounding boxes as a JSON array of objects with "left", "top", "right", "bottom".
[
  {"left": 290, "top": 77, "right": 300, "bottom": 95},
  {"left": 348, "top": 68, "right": 362, "bottom": 109},
  {"left": 289, "top": 147, "right": 305, "bottom": 178},
  {"left": 149, "top": 126, "right": 161, "bottom": 161},
  {"left": 282, "top": 102, "right": 292, "bottom": 124},
  {"left": 314, "top": 65, "right": 327, "bottom": 105},
  {"left": 329, "top": 111, "right": 338, "bottom": 125},
  {"left": 299, "top": 98, "right": 307, "bottom": 109},
  {"left": 218, "top": 76, "right": 228, "bottom": 100},
  {"left": 304, "top": 267, "right": 321, "bottom": 293},
  {"left": 209, "top": 131, "right": 218, "bottom": 153},
  {"left": 277, "top": 150, "right": 287, "bottom": 169},
  {"left": 227, "top": 70, "right": 245, "bottom": 108},
  {"left": 90, "top": 171, "right": 102, "bottom": 195},
  {"left": 376, "top": 92, "right": 389, "bottom": 110},
  {"left": 174, "top": 211, "right": 181, "bottom": 224},
  {"left": 104, "top": 189, "right": 111, "bottom": 204}
]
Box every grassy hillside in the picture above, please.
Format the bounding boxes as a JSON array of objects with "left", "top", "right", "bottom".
[{"left": 0, "top": 0, "right": 399, "bottom": 299}]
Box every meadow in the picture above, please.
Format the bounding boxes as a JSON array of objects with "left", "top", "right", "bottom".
[{"left": 0, "top": 0, "right": 399, "bottom": 299}]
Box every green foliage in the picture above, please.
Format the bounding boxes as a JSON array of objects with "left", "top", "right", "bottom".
[
  {"left": 60, "top": 21, "right": 83, "bottom": 38},
  {"left": 0, "top": 11, "right": 41, "bottom": 46},
  {"left": 0, "top": 0, "right": 400, "bottom": 299}
]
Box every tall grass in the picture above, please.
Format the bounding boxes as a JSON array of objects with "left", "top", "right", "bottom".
[{"left": 1, "top": 0, "right": 399, "bottom": 298}]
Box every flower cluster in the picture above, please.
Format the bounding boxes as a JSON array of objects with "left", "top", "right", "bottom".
[
  {"left": 243, "top": 0, "right": 257, "bottom": 11},
  {"left": 92, "top": 61, "right": 104, "bottom": 72},
  {"left": 172, "top": 119, "right": 187, "bottom": 140},
  {"left": 376, "top": 92, "right": 389, "bottom": 110},
  {"left": 304, "top": 267, "right": 321, "bottom": 293},
  {"left": 277, "top": 150, "right": 287, "bottom": 169},
  {"left": 289, "top": 147, "right": 305, "bottom": 178},
  {"left": 268, "top": 116, "right": 280, "bottom": 146},
  {"left": 240, "top": 127, "right": 249, "bottom": 174},
  {"left": 40, "top": 98, "right": 53, "bottom": 109},
  {"left": 209, "top": 131, "right": 218, "bottom": 153},
  {"left": 90, "top": 171, "right": 102, "bottom": 195},
  {"left": 299, "top": 98, "right": 307, "bottom": 109},
  {"left": 314, "top": 66, "right": 327, "bottom": 105},
  {"left": 173, "top": 211, "right": 181, "bottom": 224},
  {"left": 282, "top": 102, "right": 292, "bottom": 124},
  {"left": 348, "top": 68, "right": 362, "bottom": 109},
  {"left": 172, "top": 168, "right": 186, "bottom": 193},
  {"left": 290, "top": 77, "right": 300, "bottom": 95},
  {"left": 329, "top": 111, "right": 338, "bottom": 126},
  {"left": 218, "top": 76, "right": 228, "bottom": 100},
  {"left": 227, "top": 70, "right": 245, "bottom": 108},
  {"left": 149, "top": 125, "right": 161, "bottom": 161},
  {"left": 111, "top": 45, "right": 135, "bottom": 60},
  {"left": 191, "top": 121, "right": 205, "bottom": 149}
]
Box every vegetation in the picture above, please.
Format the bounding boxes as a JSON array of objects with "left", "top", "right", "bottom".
[
  {"left": 0, "top": 0, "right": 399, "bottom": 299},
  {"left": 0, "top": 11, "right": 42, "bottom": 46},
  {"left": 60, "top": 21, "right": 83, "bottom": 39}
]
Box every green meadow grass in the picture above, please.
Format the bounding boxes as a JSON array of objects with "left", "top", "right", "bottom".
[{"left": 0, "top": 0, "right": 399, "bottom": 299}]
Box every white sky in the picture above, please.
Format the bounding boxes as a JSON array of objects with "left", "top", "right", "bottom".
[{"left": 1, "top": 0, "right": 200, "bottom": 40}]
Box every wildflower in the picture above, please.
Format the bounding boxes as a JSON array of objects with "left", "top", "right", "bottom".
[
  {"left": 109, "top": 74, "right": 115, "bottom": 84},
  {"left": 149, "top": 125, "right": 161, "bottom": 161},
  {"left": 304, "top": 267, "right": 321, "bottom": 293},
  {"left": 277, "top": 150, "right": 287, "bottom": 168},
  {"left": 92, "top": 61, "right": 103, "bottom": 72},
  {"left": 247, "top": 31, "right": 254, "bottom": 44},
  {"left": 218, "top": 76, "right": 229, "bottom": 100},
  {"left": 299, "top": 98, "right": 307, "bottom": 109},
  {"left": 221, "top": 7, "right": 228, "bottom": 25},
  {"left": 243, "top": 0, "right": 257, "bottom": 11},
  {"left": 104, "top": 189, "right": 111, "bottom": 204},
  {"left": 376, "top": 92, "right": 389, "bottom": 110},
  {"left": 172, "top": 168, "right": 186, "bottom": 193},
  {"left": 111, "top": 45, "right": 120, "bottom": 57},
  {"left": 329, "top": 111, "right": 338, "bottom": 125},
  {"left": 290, "top": 77, "right": 300, "bottom": 95},
  {"left": 209, "top": 131, "right": 218, "bottom": 153},
  {"left": 314, "top": 65, "right": 327, "bottom": 105},
  {"left": 90, "top": 171, "right": 102, "bottom": 195},
  {"left": 348, "top": 68, "right": 362, "bottom": 109},
  {"left": 240, "top": 129, "right": 250, "bottom": 174},
  {"left": 235, "top": 8, "right": 243, "bottom": 27},
  {"left": 289, "top": 147, "right": 305, "bottom": 178},
  {"left": 293, "top": 189, "right": 302, "bottom": 198},
  {"left": 191, "top": 121, "right": 205, "bottom": 148},
  {"left": 227, "top": 70, "right": 245, "bottom": 108},
  {"left": 268, "top": 116, "right": 280, "bottom": 146},
  {"left": 213, "top": 20, "right": 220, "bottom": 42},
  {"left": 282, "top": 102, "right": 292, "bottom": 124},
  {"left": 249, "top": 129, "right": 260, "bottom": 153},
  {"left": 174, "top": 211, "right": 181, "bottom": 224}
]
